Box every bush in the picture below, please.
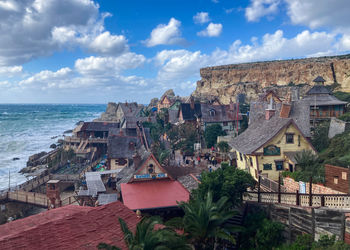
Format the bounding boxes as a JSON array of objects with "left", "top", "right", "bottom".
[
  {"left": 204, "top": 124, "right": 226, "bottom": 148},
  {"left": 311, "top": 122, "right": 330, "bottom": 152}
]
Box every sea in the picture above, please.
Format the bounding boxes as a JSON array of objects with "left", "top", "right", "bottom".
[{"left": 0, "top": 104, "right": 106, "bottom": 190}]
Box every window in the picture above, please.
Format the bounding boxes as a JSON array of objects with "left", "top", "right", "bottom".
[
  {"left": 263, "top": 164, "right": 272, "bottom": 170},
  {"left": 334, "top": 176, "right": 339, "bottom": 184},
  {"left": 239, "top": 153, "right": 243, "bottom": 161},
  {"left": 342, "top": 172, "right": 347, "bottom": 180},
  {"left": 209, "top": 109, "right": 216, "bottom": 116},
  {"left": 298, "top": 135, "right": 301, "bottom": 147},
  {"left": 275, "top": 161, "right": 284, "bottom": 171},
  {"left": 249, "top": 157, "right": 253, "bottom": 166},
  {"left": 286, "top": 133, "right": 294, "bottom": 144}
]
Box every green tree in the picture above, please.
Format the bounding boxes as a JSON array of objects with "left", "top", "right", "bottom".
[
  {"left": 239, "top": 209, "right": 284, "bottom": 250},
  {"left": 217, "top": 141, "right": 230, "bottom": 153},
  {"left": 311, "top": 122, "right": 330, "bottom": 152},
  {"left": 193, "top": 165, "right": 255, "bottom": 206},
  {"left": 204, "top": 124, "right": 226, "bottom": 148},
  {"left": 168, "top": 192, "right": 240, "bottom": 249},
  {"left": 99, "top": 217, "right": 190, "bottom": 250},
  {"left": 167, "top": 123, "right": 198, "bottom": 155},
  {"left": 287, "top": 149, "right": 324, "bottom": 183}
]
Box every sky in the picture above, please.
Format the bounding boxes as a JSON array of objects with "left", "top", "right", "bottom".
[{"left": 0, "top": 0, "right": 350, "bottom": 104}]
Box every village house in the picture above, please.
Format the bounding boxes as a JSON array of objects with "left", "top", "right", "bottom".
[
  {"left": 177, "top": 99, "right": 202, "bottom": 124},
  {"left": 302, "top": 76, "right": 347, "bottom": 125},
  {"left": 230, "top": 96, "right": 315, "bottom": 181},
  {"left": 0, "top": 201, "right": 139, "bottom": 250},
  {"left": 120, "top": 151, "right": 190, "bottom": 212},
  {"left": 64, "top": 121, "right": 120, "bottom": 160},
  {"left": 200, "top": 102, "right": 242, "bottom": 132},
  {"left": 324, "top": 164, "right": 350, "bottom": 193}
]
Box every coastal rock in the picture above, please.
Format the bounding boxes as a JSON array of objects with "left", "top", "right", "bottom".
[
  {"left": 57, "top": 139, "right": 64, "bottom": 144},
  {"left": 27, "top": 151, "right": 47, "bottom": 167},
  {"left": 193, "top": 54, "right": 350, "bottom": 103},
  {"left": 63, "top": 129, "right": 73, "bottom": 134},
  {"left": 94, "top": 102, "right": 119, "bottom": 122},
  {"left": 162, "top": 89, "right": 175, "bottom": 98},
  {"left": 12, "top": 157, "right": 20, "bottom": 161},
  {"left": 50, "top": 144, "right": 57, "bottom": 149}
]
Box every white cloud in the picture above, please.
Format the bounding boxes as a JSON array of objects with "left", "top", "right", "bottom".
[
  {"left": 285, "top": 0, "right": 350, "bottom": 31},
  {"left": 245, "top": 0, "right": 280, "bottom": 22},
  {"left": 197, "top": 23, "right": 223, "bottom": 37},
  {"left": 88, "top": 32, "right": 128, "bottom": 55},
  {"left": 0, "top": 0, "right": 131, "bottom": 66},
  {"left": 193, "top": 12, "right": 210, "bottom": 24},
  {"left": 144, "top": 18, "right": 184, "bottom": 47},
  {"left": 212, "top": 0, "right": 219, "bottom": 3},
  {"left": 0, "top": 66, "right": 22, "bottom": 77},
  {"left": 19, "top": 67, "right": 73, "bottom": 86},
  {"left": 75, "top": 53, "right": 146, "bottom": 75}
]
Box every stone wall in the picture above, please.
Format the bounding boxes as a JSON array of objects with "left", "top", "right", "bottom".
[
  {"left": 283, "top": 177, "right": 344, "bottom": 194},
  {"left": 193, "top": 54, "right": 350, "bottom": 104},
  {"left": 328, "top": 118, "right": 350, "bottom": 139}
]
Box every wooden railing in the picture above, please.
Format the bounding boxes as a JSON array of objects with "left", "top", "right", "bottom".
[
  {"left": 8, "top": 191, "right": 48, "bottom": 207},
  {"left": 244, "top": 191, "right": 350, "bottom": 208},
  {"left": 49, "top": 174, "right": 80, "bottom": 182},
  {"left": 260, "top": 175, "right": 286, "bottom": 192}
]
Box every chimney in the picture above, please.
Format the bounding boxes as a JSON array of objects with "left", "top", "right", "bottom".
[
  {"left": 190, "top": 96, "right": 195, "bottom": 110},
  {"left": 280, "top": 93, "right": 292, "bottom": 118},
  {"left": 133, "top": 152, "right": 141, "bottom": 169},
  {"left": 265, "top": 97, "right": 275, "bottom": 120},
  {"left": 291, "top": 87, "right": 299, "bottom": 101}
]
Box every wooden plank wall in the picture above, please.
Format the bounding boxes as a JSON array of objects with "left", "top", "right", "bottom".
[{"left": 246, "top": 202, "right": 347, "bottom": 243}]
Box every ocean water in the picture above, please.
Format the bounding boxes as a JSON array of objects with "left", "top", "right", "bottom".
[{"left": 0, "top": 104, "right": 106, "bottom": 190}]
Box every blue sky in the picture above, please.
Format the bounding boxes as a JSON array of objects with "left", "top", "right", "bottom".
[{"left": 0, "top": 0, "right": 350, "bottom": 103}]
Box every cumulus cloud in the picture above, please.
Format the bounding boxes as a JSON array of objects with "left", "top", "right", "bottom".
[
  {"left": 285, "top": 0, "right": 350, "bottom": 32},
  {"left": 0, "top": 0, "right": 130, "bottom": 66},
  {"left": 75, "top": 53, "right": 146, "bottom": 75},
  {"left": 197, "top": 23, "right": 223, "bottom": 37},
  {"left": 245, "top": 0, "right": 280, "bottom": 22},
  {"left": 0, "top": 66, "right": 22, "bottom": 77},
  {"left": 144, "top": 18, "right": 184, "bottom": 47},
  {"left": 193, "top": 12, "right": 210, "bottom": 24},
  {"left": 19, "top": 67, "right": 73, "bottom": 86}
]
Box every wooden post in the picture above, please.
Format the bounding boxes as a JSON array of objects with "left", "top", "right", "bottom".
[
  {"left": 309, "top": 177, "right": 313, "bottom": 207},
  {"left": 296, "top": 190, "right": 300, "bottom": 206},
  {"left": 321, "top": 195, "right": 325, "bottom": 207},
  {"left": 278, "top": 174, "right": 281, "bottom": 203},
  {"left": 258, "top": 175, "right": 261, "bottom": 203}
]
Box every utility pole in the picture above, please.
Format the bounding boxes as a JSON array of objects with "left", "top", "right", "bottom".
[{"left": 8, "top": 169, "right": 10, "bottom": 191}]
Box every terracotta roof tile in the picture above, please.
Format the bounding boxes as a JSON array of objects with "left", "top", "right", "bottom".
[{"left": 0, "top": 201, "right": 139, "bottom": 250}]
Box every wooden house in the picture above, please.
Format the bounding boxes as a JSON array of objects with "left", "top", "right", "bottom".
[
  {"left": 302, "top": 76, "right": 347, "bottom": 125},
  {"left": 120, "top": 153, "right": 190, "bottom": 211},
  {"left": 230, "top": 97, "right": 315, "bottom": 181},
  {"left": 200, "top": 103, "right": 242, "bottom": 132}
]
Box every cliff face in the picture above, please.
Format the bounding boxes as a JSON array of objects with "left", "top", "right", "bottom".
[{"left": 193, "top": 54, "right": 350, "bottom": 103}]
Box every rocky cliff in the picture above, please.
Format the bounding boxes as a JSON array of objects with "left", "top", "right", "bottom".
[{"left": 193, "top": 54, "right": 350, "bottom": 103}]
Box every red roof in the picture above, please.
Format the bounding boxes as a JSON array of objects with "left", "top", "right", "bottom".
[
  {"left": 0, "top": 201, "right": 139, "bottom": 250},
  {"left": 121, "top": 179, "right": 190, "bottom": 210}
]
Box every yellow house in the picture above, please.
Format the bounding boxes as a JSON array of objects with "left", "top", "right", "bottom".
[{"left": 230, "top": 98, "right": 315, "bottom": 181}]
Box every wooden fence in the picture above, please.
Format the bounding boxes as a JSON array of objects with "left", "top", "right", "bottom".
[
  {"left": 7, "top": 191, "right": 48, "bottom": 207},
  {"left": 7, "top": 190, "right": 76, "bottom": 207},
  {"left": 49, "top": 174, "right": 80, "bottom": 182}
]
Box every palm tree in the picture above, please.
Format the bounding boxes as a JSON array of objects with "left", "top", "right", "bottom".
[
  {"left": 119, "top": 216, "right": 190, "bottom": 250},
  {"left": 167, "top": 192, "right": 240, "bottom": 249}
]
